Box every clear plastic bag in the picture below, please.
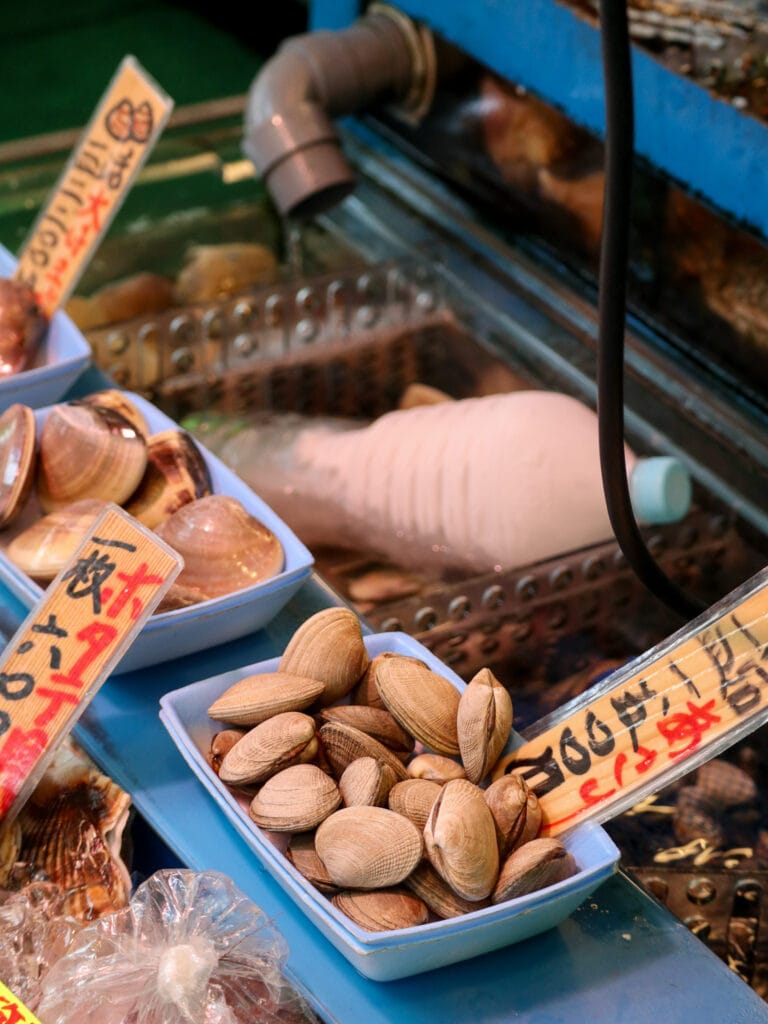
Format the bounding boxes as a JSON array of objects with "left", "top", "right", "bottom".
[{"left": 35, "top": 869, "right": 318, "bottom": 1024}]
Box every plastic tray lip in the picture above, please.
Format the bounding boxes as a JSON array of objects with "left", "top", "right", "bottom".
[
  {"left": 0, "top": 390, "right": 314, "bottom": 670},
  {"left": 0, "top": 244, "right": 91, "bottom": 408},
  {"left": 159, "top": 631, "right": 620, "bottom": 976}
]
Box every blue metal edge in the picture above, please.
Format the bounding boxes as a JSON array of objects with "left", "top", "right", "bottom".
[{"left": 311, "top": 0, "right": 768, "bottom": 240}]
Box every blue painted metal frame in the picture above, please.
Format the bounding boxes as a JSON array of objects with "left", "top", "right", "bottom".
[{"left": 311, "top": 0, "right": 768, "bottom": 239}]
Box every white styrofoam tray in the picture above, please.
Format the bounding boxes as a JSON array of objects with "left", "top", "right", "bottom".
[
  {"left": 159, "top": 631, "right": 620, "bottom": 981},
  {"left": 0, "top": 244, "right": 91, "bottom": 413},
  {"left": 0, "top": 391, "right": 314, "bottom": 673}
]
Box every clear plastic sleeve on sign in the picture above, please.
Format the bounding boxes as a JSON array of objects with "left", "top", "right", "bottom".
[{"left": 34, "top": 869, "right": 318, "bottom": 1024}]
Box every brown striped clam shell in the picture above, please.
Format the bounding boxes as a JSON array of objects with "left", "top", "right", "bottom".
[
  {"left": 332, "top": 888, "right": 429, "bottom": 932},
  {"left": 218, "top": 711, "right": 318, "bottom": 786},
  {"left": 375, "top": 655, "right": 460, "bottom": 755},
  {"left": 208, "top": 671, "right": 325, "bottom": 727},
  {"left": 492, "top": 837, "right": 575, "bottom": 904},
  {"left": 279, "top": 606, "right": 370, "bottom": 706},
  {"left": 457, "top": 668, "right": 514, "bottom": 783},
  {"left": 317, "top": 704, "right": 414, "bottom": 760},
  {"left": 424, "top": 779, "right": 499, "bottom": 902},
  {"left": 315, "top": 805, "right": 423, "bottom": 890},
  {"left": 125, "top": 428, "right": 212, "bottom": 528},
  {"left": 338, "top": 757, "right": 398, "bottom": 807},
  {"left": 317, "top": 721, "right": 409, "bottom": 784},
  {"left": 388, "top": 778, "right": 442, "bottom": 830},
  {"left": 248, "top": 764, "right": 341, "bottom": 832}
]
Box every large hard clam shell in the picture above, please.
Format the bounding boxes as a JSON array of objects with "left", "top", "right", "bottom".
[
  {"left": 248, "top": 763, "right": 341, "bottom": 832},
  {"left": 491, "top": 837, "right": 574, "bottom": 904},
  {"left": 37, "top": 403, "right": 148, "bottom": 512},
  {"left": 339, "top": 756, "right": 398, "bottom": 807},
  {"left": 0, "top": 403, "right": 36, "bottom": 528},
  {"left": 218, "top": 711, "right": 318, "bottom": 786},
  {"left": 208, "top": 671, "right": 325, "bottom": 727},
  {"left": 315, "top": 806, "right": 423, "bottom": 889},
  {"left": 5, "top": 498, "right": 109, "bottom": 582},
  {"left": 351, "top": 651, "right": 428, "bottom": 709},
  {"left": 407, "top": 753, "right": 466, "bottom": 784},
  {"left": 457, "top": 668, "right": 514, "bottom": 783},
  {"left": 405, "top": 861, "right": 491, "bottom": 919},
  {"left": 154, "top": 494, "right": 284, "bottom": 598},
  {"left": 279, "top": 607, "right": 370, "bottom": 706},
  {"left": 483, "top": 774, "right": 532, "bottom": 857},
  {"left": 375, "top": 655, "right": 461, "bottom": 755},
  {"left": 387, "top": 778, "right": 441, "bottom": 830},
  {"left": 72, "top": 389, "right": 150, "bottom": 437},
  {"left": 332, "top": 888, "right": 429, "bottom": 931},
  {"left": 125, "top": 428, "right": 212, "bottom": 528},
  {"left": 317, "top": 704, "right": 414, "bottom": 760},
  {"left": 424, "top": 779, "right": 500, "bottom": 902},
  {"left": 317, "top": 721, "right": 409, "bottom": 784}
]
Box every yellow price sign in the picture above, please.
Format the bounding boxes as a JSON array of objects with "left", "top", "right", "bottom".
[
  {"left": 495, "top": 567, "right": 768, "bottom": 836},
  {"left": 0, "top": 981, "right": 43, "bottom": 1024},
  {"left": 0, "top": 504, "right": 181, "bottom": 822}
]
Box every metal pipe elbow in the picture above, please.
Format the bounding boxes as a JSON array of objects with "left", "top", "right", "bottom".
[{"left": 244, "top": 5, "right": 433, "bottom": 219}]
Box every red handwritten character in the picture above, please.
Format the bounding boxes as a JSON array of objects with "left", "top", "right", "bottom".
[
  {"left": 64, "top": 222, "right": 91, "bottom": 259},
  {"left": 0, "top": 726, "right": 49, "bottom": 815},
  {"left": 656, "top": 699, "right": 721, "bottom": 759},
  {"left": 578, "top": 776, "right": 616, "bottom": 809},
  {"left": 49, "top": 621, "right": 119, "bottom": 689},
  {"left": 0, "top": 993, "right": 30, "bottom": 1024},
  {"left": 78, "top": 187, "right": 110, "bottom": 234},
  {"left": 43, "top": 256, "right": 70, "bottom": 293},
  {"left": 33, "top": 686, "right": 80, "bottom": 728},
  {"left": 106, "top": 563, "right": 165, "bottom": 621}
]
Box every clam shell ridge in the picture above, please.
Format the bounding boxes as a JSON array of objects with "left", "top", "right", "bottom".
[
  {"left": 424, "top": 779, "right": 500, "bottom": 902},
  {"left": 248, "top": 764, "right": 341, "bottom": 832},
  {"left": 279, "top": 607, "right": 370, "bottom": 706},
  {"left": 218, "top": 711, "right": 318, "bottom": 786},
  {"left": 375, "top": 656, "right": 460, "bottom": 755},
  {"left": 208, "top": 671, "right": 325, "bottom": 727},
  {"left": 457, "top": 668, "right": 514, "bottom": 784},
  {"left": 37, "top": 403, "right": 148, "bottom": 512},
  {"left": 154, "top": 494, "right": 284, "bottom": 598},
  {"left": 125, "top": 428, "right": 212, "bottom": 528},
  {"left": 315, "top": 805, "right": 423, "bottom": 889}
]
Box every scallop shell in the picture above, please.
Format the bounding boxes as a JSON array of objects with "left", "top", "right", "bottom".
[
  {"left": 0, "top": 403, "right": 36, "bottom": 528},
  {"left": 218, "top": 711, "right": 318, "bottom": 786},
  {"left": 375, "top": 655, "right": 460, "bottom": 755},
  {"left": 315, "top": 806, "right": 423, "bottom": 889},
  {"left": 492, "top": 837, "right": 574, "bottom": 904},
  {"left": 37, "top": 402, "right": 148, "bottom": 512},
  {"left": 317, "top": 721, "right": 409, "bottom": 784},
  {"left": 154, "top": 494, "right": 284, "bottom": 598},
  {"left": 248, "top": 763, "right": 341, "bottom": 832},
  {"left": 317, "top": 704, "right": 414, "bottom": 760},
  {"left": 125, "top": 429, "right": 212, "bottom": 528},
  {"left": 457, "top": 668, "right": 514, "bottom": 783},
  {"left": 339, "top": 757, "right": 398, "bottom": 807},
  {"left": 387, "top": 778, "right": 441, "bottom": 830},
  {"left": 424, "top": 779, "right": 500, "bottom": 902},
  {"left": 208, "top": 671, "right": 325, "bottom": 727},
  {"left": 279, "top": 607, "right": 370, "bottom": 706},
  {"left": 332, "top": 888, "right": 429, "bottom": 931},
  {"left": 5, "top": 499, "right": 109, "bottom": 582}
]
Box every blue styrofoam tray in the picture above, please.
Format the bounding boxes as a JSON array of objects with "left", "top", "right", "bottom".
[
  {"left": 0, "top": 244, "right": 91, "bottom": 412},
  {"left": 0, "top": 391, "right": 314, "bottom": 673},
  {"left": 159, "top": 630, "right": 620, "bottom": 981}
]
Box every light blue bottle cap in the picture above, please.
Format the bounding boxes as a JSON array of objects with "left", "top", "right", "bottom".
[{"left": 630, "top": 456, "right": 692, "bottom": 524}]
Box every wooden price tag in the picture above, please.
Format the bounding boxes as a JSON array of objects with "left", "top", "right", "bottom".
[
  {"left": 0, "top": 981, "right": 42, "bottom": 1024},
  {"left": 495, "top": 566, "right": 768, "bottom": 836},
  {"left": 0, "top": 504, "right": 181, "bottom": 823},
  {"left": 14, "top": 55, "right": 173, "bottom": 317}
]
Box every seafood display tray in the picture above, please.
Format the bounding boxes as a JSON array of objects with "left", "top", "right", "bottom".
[
  {"left": 0, "top": 244, "right": 91, "bottom": 413},
  {"left": 0, "top": 391, "right": 314, "bottom": 674},
  {"left": 159, "top": 630, "right": 620, "bottom": 982}
]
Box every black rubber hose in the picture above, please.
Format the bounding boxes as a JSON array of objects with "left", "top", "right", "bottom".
[{"left": 597, "top": 0, "right": 705, "bottom": 619}]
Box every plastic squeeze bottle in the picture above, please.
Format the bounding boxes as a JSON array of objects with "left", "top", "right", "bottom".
[{"left": 203, "top": 391, "right": 691, "bottom": 575}]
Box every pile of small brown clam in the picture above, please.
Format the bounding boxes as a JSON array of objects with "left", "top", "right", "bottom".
[
  {"left": 205, "top": 607, "right": 577, "bottom": 933},
  {"left": 0, "top": 389, "right": 284, "bottom": 610}
]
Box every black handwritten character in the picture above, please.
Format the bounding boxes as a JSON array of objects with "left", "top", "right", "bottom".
[
  {"left": 61, "top": 548, "right": 117, "bottom": 614},
  {"left": 0, "top": 708, "right": 9, "bottom": 737},
  {"left": 667, "top": 656, "right": 702, "bottom": 699},
  {"left": 610, "top": 678, "right": 657, "bottom": 753},
  {"left": 506, "top": 745, "right": 566, "bottom": 797},
  {"left": 131, "top": 101, "right": 153, "bottom": 143},
  {"left": 657, "top": 698, "right": 721, "bottom": 758},
  {"left": 75, "top": 140, "right": 108, "bottom": 180},
  {"left": 106, "top": 99, "right": 133, "bottom": 142},
  {"left": 701, "top": 619, "right": 768, "bottom": 716},
  {"left": 585, "top": 710, "right": 615, "bottom": 757},
  {"left": 559, "top": 726, "right": 592, "bottom": 775},
  {"left": 106, "top": 148, "right": 134, "bottom": 191},
  {"left": 0, "top": 672, "right": 34, "bottom": 701}
]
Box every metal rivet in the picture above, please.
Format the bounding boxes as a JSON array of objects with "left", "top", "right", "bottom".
[
  {"left": 583, "top": 556, "right": 606, "bottom": 580},
  {"left": 446, "top": 631, "right": 467, "bottom": 647},
  {"left": 356, "top": 305, "right": 377, "bottom": 328},
  {"left": 171, "top": 348, "right": 194, "bottom": 373},
  {"left": 414, "top": 607, "right": 437, "bottom": 631},
  {"left": 416, "top": 290, "right": 435, "bottom": 312},
  {"left": 170, "top": 315, "right": 195, "bottom": 343},
  {"left": 683, "top": 915, "right": 711, "bottom": 940},
  {"left": 233, "top": 300, "right": 254, "bottom": 324},
  {"left": 202, "top": 310, "right": 224, "bottom": 339},
  {"left": 233, "top": 334, "right": 254, "bottom": 356},
  {"left": 644, "top": 876, "right": 668, "bottom": 902},
  {"left": 448, "top": 596, "right": 470, "bottom": 620},
  {"left": 380, "top": 618, "right": 402, "bottom": 632},
  {"left": 516, "top": 576, "right": 538, "bottom": 601},
  {"left": 295, "top": 318, "right": 318, "bottom": 341},
  {"left": 479, "top": 636, "right": 499, "bottom": 654},
  {"left": 106, "top": 330, "right": 129, "bottom": 355},
  {"left": 687, "top": 877, "right": 717, "bottom": 905},
  {"left": 482, "top": 585, "right": 505, "bottom": 610},
  {"left": 550, "top": 566, "right": 573, "bottom": 590}
]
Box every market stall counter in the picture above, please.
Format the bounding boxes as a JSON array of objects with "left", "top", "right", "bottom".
[{"left": 51, "top": 569, "right": 768, "bottom": 1024}]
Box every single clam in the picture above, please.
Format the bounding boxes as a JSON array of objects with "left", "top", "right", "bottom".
[
  {"left": 457, "top": 668, "right": 514, "bottom": 783},
  {"left": 317, "top": 705, "right": 414, "bottom": 760},
  {"left": 125, "top": 429, "right": 212, "bottom": 529},
  {"left": 5, "top": 498, "right": 109, "bottom": 582},
  {"left": 37, "top": 402, "right": 147, "bottom": 512},
  {"left": 0, "top": 278, "right": 47, "bottom": 376},
  {"left": 424, "top": 779, "right": 500, "bottom": 902},
  {"left": 351, "top": 651, "right": 427, "bottom": 709},
  {"left": 491, "top": 837, "right": 575, "bottom": 904},
  {"left": 483, "top": 774, "right": 533, "bottom": 857},
  {"left": 0, "top": 403, "right": 36, "bottom": 528},
  {"left": 332, "top": 888, "right": 429, "bottom": 932},
  {"left": 407, "top": 753, "right": 466, "bottom": 785},
  {"left": 279, "top": 607, "right": 370, "bottom": 706},
  {"left": 206, "top": 729, "right": 246, "bottom": 775},
  {"left": 317, "top": 721, "right": 409, "bottom": 784},
  {"left": 154, "top": 494, "right": 284, "bottom": 598},
  {"left": 218, "top": 711, "right": 318, "bottom": 786},
  {"left": 339, "top": 757, "right": 398, "bottom": 807},
  {"left": 375, "top": 655, "right": 460, "bottom": 755},
  {"left": 315, "top": 806, "right": 423, "bottom": 889},
  {"left": 208, "top": 671, "right": 325, "bottom": 728},
  {"left": 387, "top": 778, "right": 442, "bottom": 830},
  {"left": 286, "top": 831, "right": 338, "bottom": 893},
  {"left": 248, "top": 763, "right": 341, "bottom": 832},
  {"left": 405, "top": 861, "right": 491, "bottom": 919}
]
